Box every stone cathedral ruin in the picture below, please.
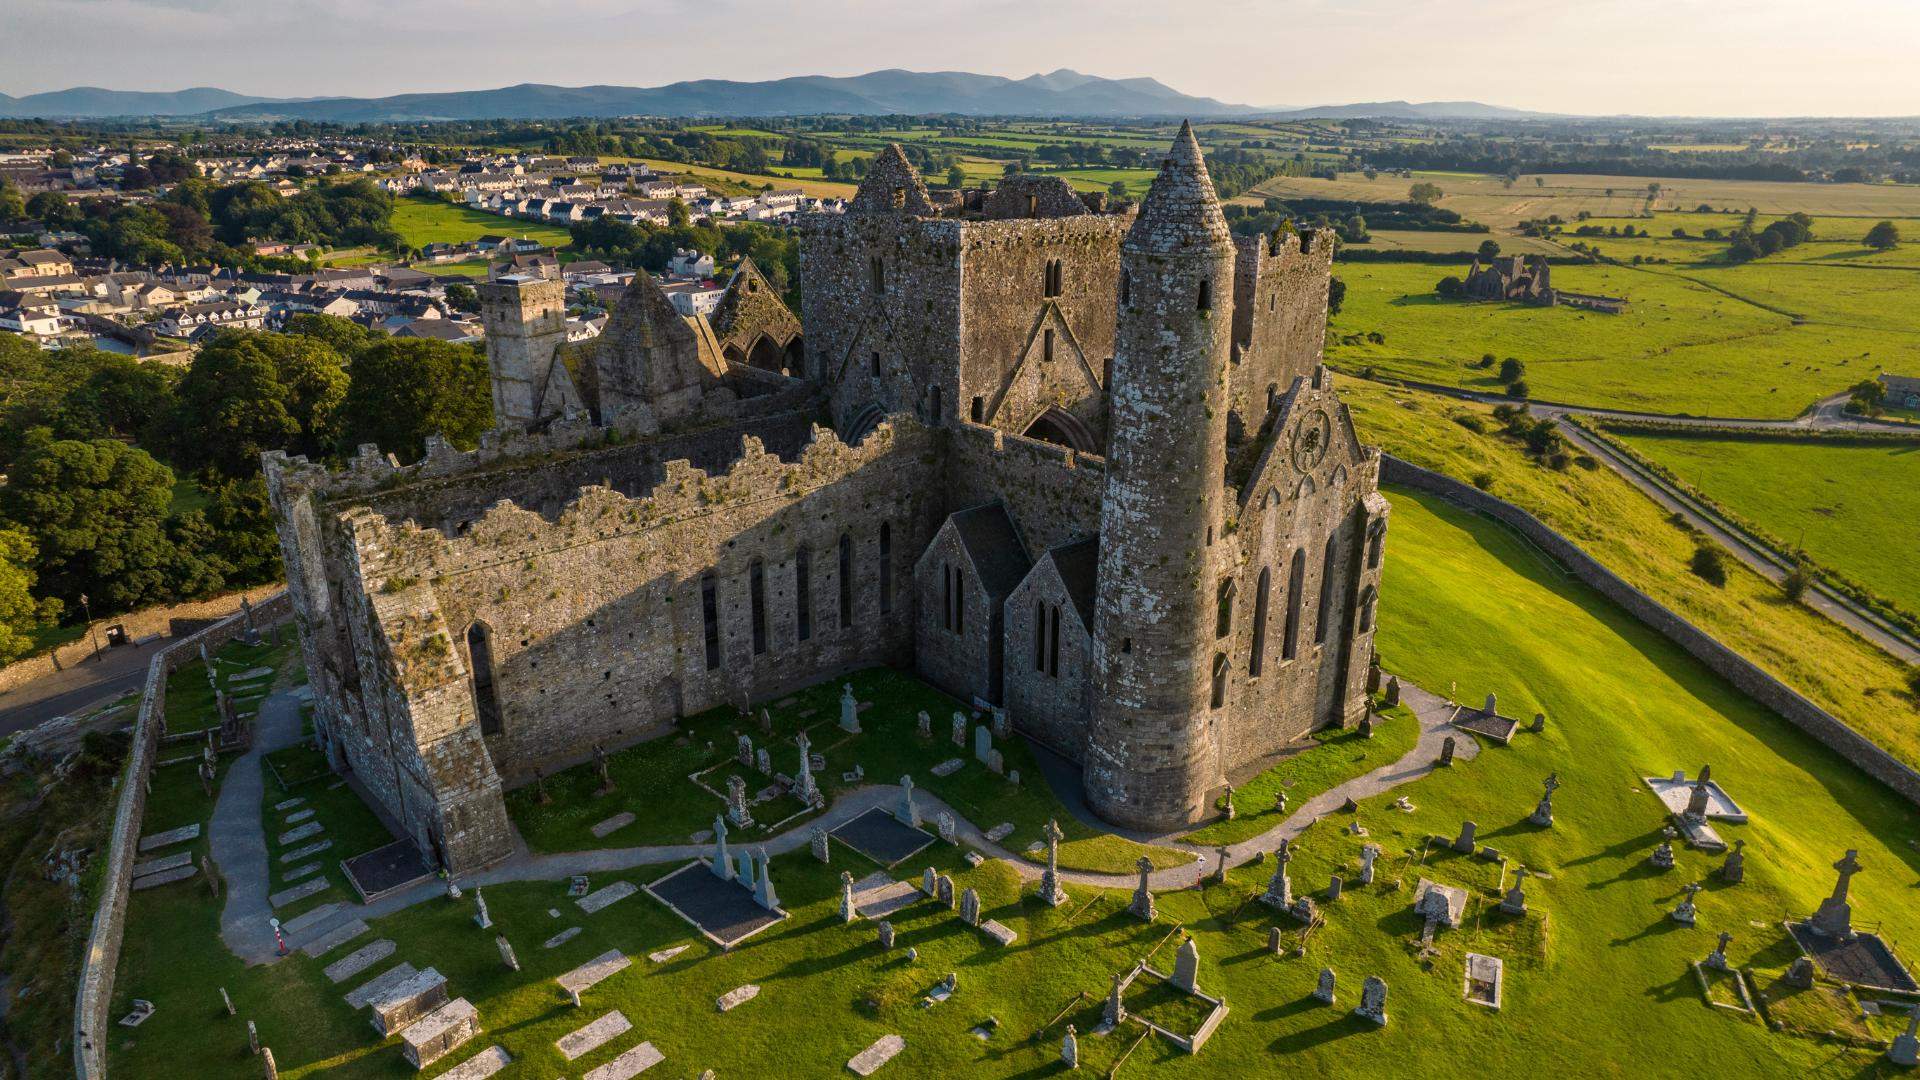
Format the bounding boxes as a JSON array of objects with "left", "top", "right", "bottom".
[{"left": 264, "top": 124, "right": 1389, "bottom": 874}]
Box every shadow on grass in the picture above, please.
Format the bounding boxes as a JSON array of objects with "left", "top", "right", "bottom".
[
  {"left": 1253, "top": 994, "right": 1329, "bottom": 1024},
  {"left": 1266, "top": 1011, "right": 1377, "bottom": 1053},
  {"left": 1610, "top": 913, "right": 1691, "bottom": 947}
]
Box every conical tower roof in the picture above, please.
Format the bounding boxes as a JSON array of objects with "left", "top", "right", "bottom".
[{"left": 1126, "top": 121, "right": 1231, "bottom": 254}]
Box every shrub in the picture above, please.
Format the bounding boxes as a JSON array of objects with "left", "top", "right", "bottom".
[
  {"left": 1452, "top": 414, "right": 1485, "bottom": 434},
  {"left": 1471, "top": 471, "right": 1495, "bottom": 491},
  {"left": 1782, "top": 561, "right": 1813, "bottom": 602},
  {"left": 1689, "top": 543, "right": 1728, "bottom": 587},
  {"left": 1573, "top": 454, "right": 1598, "bottom": 470},
  {"left": 1506, "top": 379, "right": 1531, "bottom": 399},
  {"left": 1498, "top": 357, "right": 1525, "bottom": 382},
  {"left": 1547, "top": 450, "right": 1572, "bottom": 471}
]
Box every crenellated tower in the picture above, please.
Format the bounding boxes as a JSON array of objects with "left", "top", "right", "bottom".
[{"left": 1085, "top": 122, "right": 1237, "bottom": 830}]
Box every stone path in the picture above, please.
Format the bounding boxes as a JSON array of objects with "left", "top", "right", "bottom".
[{"left": 210, "top": 686, "right": 310, "bottom": 964}]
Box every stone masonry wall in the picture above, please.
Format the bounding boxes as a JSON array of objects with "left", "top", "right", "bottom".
[
  {"left": 1003, "top": 559, "right": 1095, "bottom": 759},
  {"left": 912, "top": 523, "right": 999, "bottom": 707},
  {"left": 1228, "top": 228, "right": 1333, "bottom": 449},
  {"left": 942, "top": 423, "right": 1104, "bottom": 557},
  {"left": 1382, "top": 456, "right": 1920, "bottom": 807}
]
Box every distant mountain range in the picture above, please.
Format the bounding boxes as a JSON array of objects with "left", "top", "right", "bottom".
[{"left": 0, "top": 71, "right": 1549, "bottom": 123}]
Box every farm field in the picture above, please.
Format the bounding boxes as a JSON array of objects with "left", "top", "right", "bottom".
[
  {"left": 390, "top": 198, "right": 574, "bottom": 250},
  {"left": 1607, "top": 430, "right": 1920, "bottom": 616},
  {"left": 106, "top": 483, "right": 1920, "bottom": 1080},
  {"left": 1354, "top": 230, "right": 1561, "bottom": 255}
]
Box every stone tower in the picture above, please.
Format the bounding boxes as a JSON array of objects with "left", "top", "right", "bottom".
[
  {"left": 477, "top": 277, "right": 569, "bottom": 430},
  {"left": 1085, "top": 123, "right": 1236, "bottom": 830}
]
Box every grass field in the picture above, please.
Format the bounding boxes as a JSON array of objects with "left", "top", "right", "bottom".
[
  {"left": 1340, "top": 377, "right": 1920, "bottom": 771},
  {"left": 390, "top": 199, "right": 575, "bottom": 251},
  {"left": 1609, "top": 430, "right": 1920, "bottom": 615},
  {"left": 107, "top": 483, "right": 1920, "bottom": 1079}
]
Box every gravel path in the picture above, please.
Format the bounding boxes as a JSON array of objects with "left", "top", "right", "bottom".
[{"left": 212, "top": 687, "right": 308, "bottom": 964}]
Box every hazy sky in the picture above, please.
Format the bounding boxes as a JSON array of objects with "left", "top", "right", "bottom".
[{"left": 4, "top": 0, "right": 1918, "bottom": 116}]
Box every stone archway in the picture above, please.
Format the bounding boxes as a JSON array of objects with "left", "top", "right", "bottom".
[
  {"left": 747, "top": 333, "right": 786, "bottom": 372},
  {"left": 842, "top": 402, "right": 885, "bottom": 445},
  {"left": 1022, "top": 407, "right": 1099, "bottom": 454}
]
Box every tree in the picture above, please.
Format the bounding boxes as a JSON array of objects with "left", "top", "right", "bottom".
[
  {"left": 444, "top": 282, "right": 480, "bottom": 314},
  {"left": 1408, "top": 182, "right": 1443, "bottom": 206},
  {"left": 284, "top": 313, "right": 380, "bottom": 356},
  {"left": 1847, "top": 378, "right": 1887, "bottom": 416},
  {"left": 667, "top": 197, "right": 691, "bottom": 229},
  {"left": 339, "top": 339, "right": 493, "bottom": 460},
  {"left": 1477, "top": 239, "right": 1501, "bottom": 260},
  {"left": 1498, "top": 357, "right": 1526, "bottom": 383},
  {"left": 1689, "top": 542, "right": 1728, "bottom": 587},
  {"left": 1327, "top": 277, "right": 1345, "bottom": 316},
  {"left": 160, "top": 330, "right": 346, "bottom": 476},
  {"left": 1507, "top": 378, "right": 1531, "bottom": 400},
  {"left": 946, "top": 164, "right": 966, "bottom": 189},
  {"left": 25, "top": 190, "right": 77, "bottom": 226},
  {"left": 1782, "top": 560, "right": 1813, "bottom": 602},
  {"left": 0, "top": 431, "right": 179, "bottom": 612},
  {"left": 200, "top": 475, "right": 282, "bottom": 587},
  {"left": 1865, "top": 220, "right": 1900, "bottom": 250},
  {"left": 1108, "top": 180, "right": 1129, "bottom": 200},
  {"left": 0, "top": 527, "right": 59, "bottom": 664}
]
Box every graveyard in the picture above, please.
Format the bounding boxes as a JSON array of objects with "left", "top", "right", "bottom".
[{"left": 99, "top": 483, "right": 1920, "bottom": 1078}]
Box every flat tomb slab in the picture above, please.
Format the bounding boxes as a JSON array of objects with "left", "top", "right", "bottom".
[
  {"left": 1786, "top": 921, "right": 1919, "bottom": 992},
  {"left": 1644, "top": 775, "right": 1748, "bottom": 822},
  {"left": 277, "top": 821, "right": 324, "bottom": 845},
  {"left": 285, "top": 861, "right": 323, "bottom": 881},
  {"left": 282, "top": 902, "right": 345, "bottom": 936},
  {"left": 644, "top": 861, "right": 786, "bottom": 948},
  {"left": 848, "top": 1034, "right": 904, "bottom": 1076},
  {"left": 138, "top": 823, "right": 200, "bottom": 852},
  {"left": 368, "top": 966, "right": 448, "bottom": 1036},
  {"left": 130, "top": 857, "right": 195, "bottom": 883},
  {"left": 299, "top": 917, "right": 369, "bottom": 958},
  {"left": 132, "top": 851, "right": 194, "bottom": 878},
  {"left": 1453, "top": 706, "right": 1519, "bottom": 744},
  {"left": 342, "top": 840, "right": 434, "bottom": 903},
  {"left": 401, "top": 996, "right": 478, "bottom": 1069},
  {"left": 324, "top": 938, "right": 395, "bottom": 983},
  {"left": 557, "top": 949, "right": 632, "bottom": 996},
  {"left": 281, "top": 839, "right": 333, "bottom": 863},
  {"left": 284, "top": 808, "right": 315, "bottom": 824},
  {"left": 591, "top": 812, "right": 637, "bottom": 838},
  {"left": 269, "top": 877, "right": 330, "bottom": 909},
  {"left": 346, "top": 963, "right": 418, "bottom": 1010},
  {"left": 438, "top": 1045, "right": 511, "bottom": 1080},
  {"left": 582, "top": 1041, "right": 664, "bottom": 1080},
  {"left": 831, "top": 808, "right": 935, "bottom": 867},
  {"left": 716, "top": 984, "right": 759, "bottom": 1011},
  {"left": 577, "top": 880, "right": 639, "bottom": 915},
  {"left": 274, "top": 797, "right": 306, "bottom": 811},
  {"left": 980, "top": 919, "right": 1018, "bottom": 946},
  {"left": 558, "top": 1010, "right": 631, "bottom": 1060},
  {"left": 543, "top": 926, "right": 582, "bottom": 950},
  {"left": 850, "top": 873, "right": 921, "bottom": 920}
]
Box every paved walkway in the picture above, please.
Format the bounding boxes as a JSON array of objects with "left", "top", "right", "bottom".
[
  {"left": 211, "top": 686, "right": 308, "bottom": 964},
  {"left": 220, "top": 681, "right": 1478, "bottom": 962}
]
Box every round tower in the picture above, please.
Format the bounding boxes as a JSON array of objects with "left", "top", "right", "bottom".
[{"left": 1085, "top": 122, "right": 1235, "bottom": 830}]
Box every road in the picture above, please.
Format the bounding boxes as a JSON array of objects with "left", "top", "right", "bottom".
[{"left": 0, "top": 642, "right": 154, "bottom": 737}]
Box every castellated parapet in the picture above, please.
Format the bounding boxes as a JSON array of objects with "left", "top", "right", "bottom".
[{"left": 270, "top": 125, "right": 1385, "bottom": 874}]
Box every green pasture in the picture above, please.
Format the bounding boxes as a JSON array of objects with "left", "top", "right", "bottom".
[{"left": 390, "top": 199, "right": 574, "bottom": 250}]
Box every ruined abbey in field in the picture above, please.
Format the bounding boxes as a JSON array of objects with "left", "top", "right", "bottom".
[{"left": 264, "top": 124, "right": 1389, "bottom": 874}]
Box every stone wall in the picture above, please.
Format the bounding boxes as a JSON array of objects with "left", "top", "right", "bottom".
[
  {"left": 912, "top": 523, "right": 999, "bottom": 707},
  {"left": 1382, "top": 456, "right": 1920, "bottom": 806},
  {"left": 1228, "top": 228, "right": 1333, "bottom": 448},
  {"left": 73, "top": 592, "right": 291, "bottom": 1080},
  {"left": 942, "top": 423, "right": 1104, "bottom": 557},
  {"left": 0, "top": 584, "right": 283, "bottom": 695},
  {"left": 1002, "top": 556, "right": 1095, "bottom": 758}
]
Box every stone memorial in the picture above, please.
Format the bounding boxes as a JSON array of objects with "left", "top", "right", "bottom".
[
  {"left": 1060, "top": 1023, "right": 1079, "bottom": 1070},
  {"left": 1039, "top": 819, "right": 1069, "bottom": 907},
  {"left": 840, "top": 684, "right": 861, "bottom": 733},
  {"left": 1438, "top": 736, "right": 1455, "bottom": 767},
  {"left": 959, "top": 886, "right": 981, "bottom": 926},
  {"left": 935, "top": 874, "right": 955, "bottom": 909},
  {"left": 1314, "top": 967, "right": 1337, "bottom": 1004},
  {"left": 848, "top": 1034, "right": 904, "bottom": 1077},
  {"left": 1672, "top": 881, "right": 1701, "bottom": 925},
  {"left": 878, "top": 921, "right": 895, "bottom": 950},
  {"left": 1220, "top": 784, "right": 1236, "bottom": 821},
  {"left": 1130, "top": 856, "right": 1157, "bottom": 921},
  {"left": 1261, "top": 839, "right": 1294, "bottom": 909},
  {"left": 922, "top": 866, "right": 938, "bottom": 896},
  {"left": 1354, "top": 976, "right": 1389, "bottom": 1026},
  {"left": 810, "top": 826, "right": 829, "bottom": 863},
  {"left": 1785, "top": 956, "right": 1816, "bottom": 988},
  {"left": 402, "top": 997, "right": 478, "bottom": 1069},
  {"left": 1359, "top": 843, "right": 1381, "bottom": 886},
  {"left": 1530, "top": 773, "right": 1558, "bottom": 827},
  {"left": 896, "top": 774, "right": 919, "bottom": 828},
  {"left": 1889, "top": 1008, "right": 1919, "bottom": 1067},
  {"left": 992, "top": 707, "right": 1010, "bottom": 740},
  {"left": 716, "top": 984, "right": 760, "bottom": 1012},
  {"left": 726, "top": 775, "right": 753, "bottom": 828},
  {"left": 367, "top": 967, "right": 449, "bottom": 1036},
  {"left": 795, "top": 733, "right": 819, "bottom": 806},
  {"left": 1326, "top": 873, "right": 1343, "bottom": 901},
  {"left": 1268, "top": 926, "right": 1282, "bottom": 954},
  {"left": 1500, "top": 869, "right": 1528, "bottom": 915},
  {"left": 952, "top": 712, "right": 967, "bottom": 747},
  {"left": 473, "top": 886, "right": 491, "bottom": 929},
  {"left": 1705, "top": 931, "right": 1732, "bottom": 971},
  {"left": 936, "top": 812, "right": 956, "bottom": 844},
  {"left": 1172, "top": 935, "right": 1201, "bottom": 994},
  {"left": 755, "top": 747, "right": 771, "bottom": 775},
  {"left": 1720, "top": 839, "right": 1746, "bottom": 884},
  {"left": 1809, "top": 849, "right": 1861, "bottom": 938},
  {"left": 1385, "top": 676, "right": 1401, "bottom": 706},
  {"left": 840, "top": 871, "right": 858, "bottom": 923},
  {"left": 1531, "top": 712, "right": 1547, "bottom": 733},
  {"left": 916, "top": 710, "right": 931, "bottom": 737},
  {"left": 753, "top": 847, "right": 780, "bottom": 911},
  {"left": 736, "top": 734, "right": 753, "bottom": 768},
  {"left": 557, "top": 1010, "right": 632, "bottom": 1061},
  {"left": 1650, "top": 828, "right": 1677, "bottom": 870},
  {"left": 710, "top": 816, "right": 733, "bottom": 880},
  {"left": 496, "top": 933, "right": 519, "bottom": 971},
  {"left": 1452, "top": 820, "right": 1478, "bottom": 854}
]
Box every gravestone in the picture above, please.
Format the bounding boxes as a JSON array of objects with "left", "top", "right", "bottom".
[
  {"left": 1275, "top": 791, "right": 1287, "bottom": 814},
  {"left": 220, "top": 986, "right": 235, "bottom": 1016},
  {"left": 1220, "top": 784, "right": 1236, "bottom": 821},
  {"left": 248, "top": 1019, "right": 259, "bottom": 1052},
  {"left": 1452, "top": 820, "right": 1477, "bottom": 854},
  {"left": 1705, "top": 931, "right": 1732, "bottom": 971},
  {"left": 1530, "top": 712, "right": 1546, "bottom": 734},
  {"left": 1359, "top": 843, "right": 1381, "bottom": 886},
  {"left": 809, "top": 826, "right": 829, "bottom": 864},
  {"left": 1262, "top": 839, "right": 1294, "bottom": 909},
  {"left": 759, "top": 707, "right": 773, "bottom": 734},
  {"left": 840, "top": 684, "right": 861, "bottom": 734},
  {"left": 1385, "top": 676, "right": 1401, "bottom": 706},
  {"left": 1437, "top": 736, "right": 1455, "bottom": 767},
  {"left": 992, "top": 707, "right": 1010, "bottom": 740},
  {"left": 848, "top": 1035, "right": 905, "bottom": 1077},
  {"left": 878, "top": 921, "right": 895, "bottom": 950},
  {"left": 726, "top": 775, "right": 753, "bottom": 828},
  {"left": 1314, "top": 967, "right": 1337, "bottom": 1004},
  {"left": 923, "top": 866, "right": 938, "bottom": 896},
  {"left": 916, "top": 711, "right": 931, "bottom": 738},
  {"left": 1039, "top": 819, "right": 1068, "bottom": 906},
  {"left": 840, "top": 871, "right": 857, "bottom": 923},
  {"left": 716, "top": 985, "right": 760, "bottom": 1012},
  {"left": 1213, "top": 845, "right": 1230, "bottom": 884},
  {"left": 1809, "top": 849, "right": 1862, "bottom": 938},
  {"left": 260, "top": 1047, "right": 277, "bottom": 1080},
  {"left": 1060, "top": 1024, "right": 1079, "bottom": 1070},
  {"left": 753, "top": 847, "right": 780, "bottom": 911},
  {"left": 402, "top": 998, "right": 478, "bottom": 1069},
  {"left": 896, "top": 775, "right": 919, "bottom": 828},
  {"left": 959, "top": 887, "right": 981, "bottom": 926},
  {"left": 711, "top": 815, "right": 733, "bottom": 880},
  {"left": 473, "top": 886, "right": 491, "bottom": 929},
  {"left": 1354, "top": 976, "right": 1389, "bottom": 1026},
  {"left": 735, "top": 849, "right": 754, "bottom": 883},
  {"left": 1129, "top": 856, "right": 1157, "bottom": 921},
  {"left": 497, "top": 934, "right": 519, "bottom": 972},
  {"left": 1650, "top": 828, "right": 1677, "bottom": 870},
  {"left": 985, "top": 749, "right": 1004, "bottom": 775},
  {"left": 1172, "top": 936, "right": 1201, "bottom": 994},
  {"left": 1889, "top": 1009, "right": 1919, "bottom": 1067},
  {"left": 755, "top": 747, "right": 771, "bottom": 776},
  {"left": 1785, "top": 956, "right": 1816, "bottom": 988},
  {"left": 935, "top": 874, "right": 955, "bottom": 909},
  {"left": 936, "top": 812, "right": 956, "bottom": 844},
  {"left": 1720, "top": 839, "right": 1746, "bottom": 884},
  {"left": 1500, "top": 868, "right": 1528, "bottom": 915},
  {"left": 973, "top": 725, "right": 993, "bottom": 765},
  {"left": 1683, "top": 778, "right": 1712, "bottom": 823},
  {"left": 737, "top": 734, "right": 753, "bottom": 768},
  {"left": 951, "top": 712, "right": 967, "bottom": 747},
  {"left": 1326, "top": 873, "right": 1343, "bottom": 901},
  {"left": 1104, "top": 972, "right": 1128, "bottom": 1027},
  {"left": 1530, "top": 773, "right": 1558, "bottom": 827},
  {"left": 1672, "top": 881, "right": 1701, "bottom": 925},
  {"left": 1367, "top": 654, "right": 1382, "bottom": 694},
  {"left": 1268, "top": 926, "right": 1282, "bottom": 954}
]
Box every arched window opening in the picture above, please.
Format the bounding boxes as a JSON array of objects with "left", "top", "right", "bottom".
[
  {"left": 467, "top": 622, "right": 502, "bottom": 736},
  {"left": 838, "top": 533, "right": 854, "bottom": 630},
  {"left": 1210, "top": 653, "right": 1229, "bottom": 709},
  {"left": 795, "top": 546, "right": 813, "bottom": 642},
  {"left": 1315, "top": 535, "right": 1339, "bottom": 645},
  {"left": 878, "top": 523, "right": 893, "bottom": 614},
  {"left": 1283, "top": 548, "right": 1306, "bottom": 660},
  {"left": 1367, "top": 522, "right": 1385, "bottom": 569},
  {"left": 870, "top": 254, "right": 886, "bottom": 293},
  {"left": 700, "top": 574, "right": 721, "bottom": 671},
  {"left": 749, "top": 559, "right": 767, "bottom": 655},
  {"left": 1044, "top": 259, "right": 1063, "bottom": 298},
  {"left": 1216, "top": 579, "right": 1235, "bottom": 638},
  {"left": 1197, "top": 278, "right": 1211, "bottom": 311},
  {"left": 1119, "top": 269, "right": 1131, "bottom": 307},
  {"left": 1042, "top": 328, "right": 1054, "bottom": 364},
  {"left": 1034, "top": 599, "right": 1047, "bottom": 672},
  {"left": 1048, "top": 604, "right": 1061, "bottom": 677},
  {"left": 1250, "top": 567, "right": 1271, "bottom": 676},
  {"left": 1359, "top": 585, "right": 1377, "bottom": 633}
]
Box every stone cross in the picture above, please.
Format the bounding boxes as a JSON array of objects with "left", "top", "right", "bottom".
[
  {"left": 1040, "top": 819, "right": 1067, "bottom": 906},
  {"left": 1720, "top": 839, "right": 1745, "bottom": 884},
  {"left": 753, "top": 847, "right": 779, "bottom": 911},
  {"left": 1262, "top": 847, "right": 1292, "bottom": 909},
  {"left": 1314, "top": 967, "right": 1336, "bottom": 1004},
  {"left": 796, "top": 734, "right": 819, "bottom": 805},
  {"left": 735, "top": 848, "right": 754, "bottom": 883},
  {"left": 1060, "top": 1023, "right": 1079, "bottom": 1070},
  {"left": 959, "top": 886, "right": 980, "bottom": 926},
  {"left": 1452, "top": 820, "right": 1478, "bottom": 854},
  {"left": 1104, "top": 971, "right": 1128, "bottom": 1027},
  {"left": 1530, "top": 772, "right": 1557, "bottom": 827},
  {"left": 1706, "top": 931, "right": 1732, "bottom": 971},
  {"left": 840, "top": 871, "right": 857, "bottom": 923},
  {"left": 711, "top": 815, "right": 733, "bottom": 880},
  {"left": 737, "top": 734, "right": 754, "bottom": 768},
  {"left": 473, "top": 886, "right": 491, "bottom": 929},
  {"left": 809, "top": 825, "right": 829, "bottom": 863},
  {"left": 1811, "top": 849, "right": 1862, "bottom": 937},
  {"left": 1358, "top": 843, "right": 1381, "bottom": 885},
  {"left": 593, "top": 743, "right": 613, "bottom": 793},
  {"left": 1130, "top": 856, "right": 1156, "bottom": 921},
  {"left": 1500, "top": 867, "right": 1527, "bottom": 915},
  {"left": 878, "top": 921, "right": 895, "bottom": 949},
  {"left": 726, "top": 775, "right": 753, "bottom": 827},
  {"left": 1354, "top": 976, "right": 1388, "bottom": 1026},
  {"left": 951, "top": 711, "right": 967, "bottom": 747},
  {"left": 896, "top": 775, "right": 919, "bottom": 828},
  {"left": 839, "top": 683, "right": 860, "bottom": 733},
  {"left": 1437, "top": 736, "right": 1456, "bottom": 767},
  {"left": 1672, "top": 881, "right": 1701, "bottom": 925},
  {"left": 1213, "top": 845, "right": 1230, "bottom": 884},
  {"left": 1889, "top": 1007, "right": 1920, "bottom": 1067},
  {"left": 1172, "top": 936, "right": 1201, "bottom": 994},
  {"left": 1220, "top": 784, "right": 1236, "bottom": 821},
  {"left": 496, "top": 933, "right": 519, "bottom": 971},
  {"left": 937, "top": 812, "right": 956, "bottom": 844},
  {"left": 917, "top": 710, "right": 931, "bottom": 737}
]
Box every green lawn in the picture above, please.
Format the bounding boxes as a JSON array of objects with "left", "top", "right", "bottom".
[
  {"left": 389, "top": 198, "right": 575, "bottom": 250},
  {"left": 108, "top": 484, "right": 1920, "bottom": 1078},
  {"left": 506, "top": 667, "right": 1190, "bottom": 875},
  {"left": 162, "top": 637, "right": 295, "bottom": 735},
  {"left": 1608, "top": 430, "right": 1920, "bottom": 616}
]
